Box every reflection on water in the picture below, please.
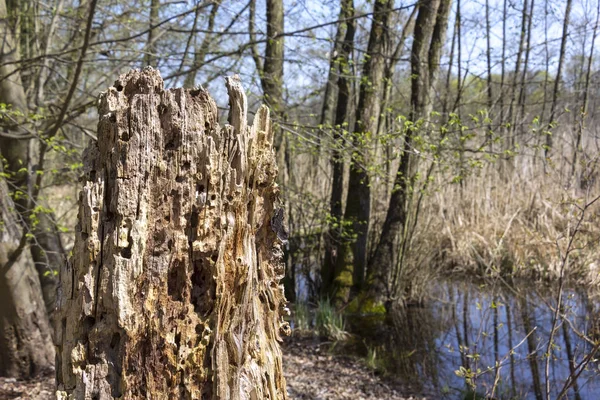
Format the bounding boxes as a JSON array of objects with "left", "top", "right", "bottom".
[{"left": 350, "top": 281, "right": 600, "bottom": 400}]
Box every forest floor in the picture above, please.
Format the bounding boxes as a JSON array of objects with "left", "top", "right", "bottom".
[
  {"left": 0, "top": 337, "right": 427, "bottom": 399},
  {"left": 0, "top": 374, "right": 54, "bottom": 400},
  {"left": 283, "top": 336, "right": 428, "bottom": 400}
]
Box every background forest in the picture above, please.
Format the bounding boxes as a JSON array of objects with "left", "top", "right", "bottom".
[{"left": 1, "top": 0, "right": 600, "bottom": 398}]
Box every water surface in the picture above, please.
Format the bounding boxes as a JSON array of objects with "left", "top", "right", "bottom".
[{"left": 350, "top": 280, "right": 600, "bottom": 400}]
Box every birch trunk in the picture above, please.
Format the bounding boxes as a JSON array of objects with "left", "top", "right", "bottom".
[{"left": 55, "top": 68, "right": 290, "bottom": 399}]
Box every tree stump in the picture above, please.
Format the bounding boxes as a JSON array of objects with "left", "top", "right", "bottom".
[{"left": 55, "top": 68, "right": 290, "bottom": 399}]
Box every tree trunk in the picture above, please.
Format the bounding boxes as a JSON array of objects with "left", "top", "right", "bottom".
[
  {"left": 321, "top": 0, "right": 355, "bottom": 298},
  {"left": 0, "top": 0, "right": 62, "bottom": 313},
  {"left": 261, "top": 0, "right": 285, "bottom": 156},
  {"left": 499, "top": 0, "right": 507, "bottom": 130},
  {"left": 425, "top": 0, "right": 452, "bottom": 117},
  {"left": 451, "top": 0, "right": 462, "bottom": 115},
  {"left": 517, "top": 0, "right": 534, "bottom": 138},
  {"left": 55, "top": 69, "right": 290, "bottom": 399},
  {"left": 485, "top": 0, "right": 493, "bottom": 146},
  {"left": 507, "top": 0, "right": 528, "bottom": 153},
  {"left": 183, "top": 1, "right": 221, "bottom": 89},
  {"left": 368, "top": 0, "right": 451, "bottom": 300},
  {"left": 318, "top": 3, "right": 347, "bottom": 129},
  {"left": 144, "top": 0, "right": 160, "bottom": 66},
  {"left": 442, "top": 1, "right": 456, "bottom": 118},
  {"left": 0, "top": 165, "right": 55, "bottom": 378},
  {"left": 333, "top": 0, "right": 393, "bottom": 301},
  {"left": 545, "top": 0, "right": 572, "bottom": 158},
  {"left": 572, "top": 0, "right": 600, "bottom": 181}
]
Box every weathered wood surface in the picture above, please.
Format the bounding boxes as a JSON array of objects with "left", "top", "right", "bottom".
[{"left": 55, "top": 68, "right": 290, "bottom": 399}]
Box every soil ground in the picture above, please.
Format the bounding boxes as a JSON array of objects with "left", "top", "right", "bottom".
[{"left": 283, "top": 336, "right": 428, "bottom": 400}]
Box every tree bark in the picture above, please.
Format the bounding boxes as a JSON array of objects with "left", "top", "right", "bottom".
[
  {"left": 507, "top": 0, "right": 528, "bottom": 153},
  {"left": 0, "top": 164, "right": 55, "bottom": 378},
  {"left": 55, "top": 69, "right": 290, "bottom": 399},
  {"left": 318, "top": 4, "right": 347, "bottom": 129},
  {"left": 572, "top": 0, "right": 600, "bottom": 181},
  {"left": 499, "top": 0, "right": 507, "bottom": 130},
  {"left": 425, "top": 0, "right": 452, "bottom": 116},
  {"left": 334, "top": 0, "right": 393, "bottom": 301},
  {"left": 183, "top": 1, "right": 222, "bottom": 89},
  {"left": 321, "top": 0, "right": 355, "bottom": 298},
  {"left": 0, "top": 0, "right": 62, "bottom": 313},
  {"left": 442, "top": 1, "right": 456, "bottom": 118},
  {"left": 144, "top": 0, "right": 160, "bottom": 66},
  {"left": 545, "top": 0, "right": 573, "bottom": 158},
  {"left": 517, "top": 0, "right": 535, "bottom": 137},
  {"left": 261, "top": 0, "right": 285, "bottom": 154},
  {"left": 368, "top": 0, "right": 451, "bottom": 300},
  {"left": 451, "top": 0, "right": 462, "bottom": 115},
  {"left": 485, "top": 0, "right": 493, "bottom": 146}
]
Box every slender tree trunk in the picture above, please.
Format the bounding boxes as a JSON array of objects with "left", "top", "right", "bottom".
[
  {"left": 572, "top": 0, "right": 599, "bottom": 180},
  {"left": 380, "top": 5, "right": 418, "bottom": 136},
  {"left": 507, "top": 0, "right": 528, "bottom": 152},
  {"left": 452, "top": 0, "right": 462, "bottom": 115},
  {"left": 545, "top": 0, "right": 573, "bottom": 158},
  {"left": 425, "top": 0, "right": 452, "bottom": 116},
  {"left": 485, "top": 0, "right": 493, "bottom": 147},
  {"left": 144, "top": 0, "right": 160, "bottom": 66},
  {"left": 442, "top": 1, "right": 456, "bottom": 118},
  {"left": 55, "top": 69, "right": 290, "bottom": 399},
  {"left": 499, "top": 0, "right": 507, "bottom": 128},
  {"left": 261, "top": 0, "right": 284, "bottom": 145},
  {"left": 517, "top": 0, "right": 535, "bottom": 138},
  {"left": 318, "top": 2, "right": 349, "bottom": 129},
  {"left": 334, "top": 0, "right": 393, "bottom": 301},
  {"left": 536, "top": 0, "right": 550, "bottom": 171},
  {"left": 368, "top": 0, "right": 451, "bottom": 301},
  {"left": 321, "top": 0, "right": 355, "bottom": 298},
  {"left": 540, "top": 0, "right": 550, "bottom": 124},
  {"left": 183, "top": 1, "right": 221, "bottom": 88}
]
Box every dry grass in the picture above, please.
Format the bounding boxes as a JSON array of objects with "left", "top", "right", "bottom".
[{"left": 411, "top": 156, "right": 600, "bottom": 286}]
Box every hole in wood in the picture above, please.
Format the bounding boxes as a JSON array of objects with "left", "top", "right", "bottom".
[
  {"left": 168, "top": 260, "right": 185, "bottom": 302},
  {"left": 110, "top": 333, "right": 120, "bottom": 349},
  {"left": 191, "top": 260, "right": 215, "bottom": 317}
]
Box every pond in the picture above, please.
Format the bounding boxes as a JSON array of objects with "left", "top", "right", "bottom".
[{"left": 347, "top": 280, "right": 600, "bottom": 400}]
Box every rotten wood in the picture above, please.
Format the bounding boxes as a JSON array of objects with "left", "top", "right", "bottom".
[{"left": 55, "top": 68, "right": 290, "bottom": 399}]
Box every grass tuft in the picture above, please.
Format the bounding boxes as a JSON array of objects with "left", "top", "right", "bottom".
[{"left": 315, "top": 298, "right": 350, "bottom": 341}]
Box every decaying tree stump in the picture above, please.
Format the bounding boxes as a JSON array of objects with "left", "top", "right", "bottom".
[{"left": 55, "top": 68, "right": 290, "bottom": 399}]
